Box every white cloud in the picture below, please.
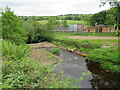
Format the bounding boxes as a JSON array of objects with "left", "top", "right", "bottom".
[{"left": 1, "top": 0, "right": 111, "bottom": 16}]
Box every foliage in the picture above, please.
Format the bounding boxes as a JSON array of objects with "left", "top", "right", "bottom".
[
  {"left": 51, "top": 48, "right": 61, "bottom": 54},
  {"left": 2, "top": 7, "right": 27, "bottom": 44},
  {"left": 52, "top": 32, "right": 118, "bottom": 73},
  {"left": 53, "top": 31, "right": 118, "bottom": 38},
  {"left": 72, "top": 32, "right": 118, "bottom": 37},
  {"left": 105, "top": 7, "right": 117, "bottom": 26},
  {"left": 47, "top": 16, "right": 58, "bottom": 30},
  {"left": 0, "top": 16, "right": 2, "bottom": 39},
  {"left": 100, "top": 0, "right": 119, "bottom": 8},
  {"left": 32, "top": 23, "right": 53, "bottom": 43},
  {"left": 22, "top": 20, "right": 53, "bottom": 43},
  {"left": 2, "top": 40, "right": 30, "bottom": 60},
  {"left": 22, "top": 19, "right": 35, "bottom": 43},
  {"left": 100, "top": 0, "right": 120, "bottom": 29},
  {"left": 52, "top": 36, "right": 103, "bottom": 54},
  {"left": 61, "top": 20, "right": 69, "bottom": 27},
  {"left": 2, "top": 40, "right": 89, "bottom": 88},
  {"left": 1, "top": 7, "right": 89, "bottom": 88},
  {"left": 86, "top": 47, "right": 119, "bottom": 73},
  {"left": 90, "top": 10, "right": 107, "bottom": 26}
]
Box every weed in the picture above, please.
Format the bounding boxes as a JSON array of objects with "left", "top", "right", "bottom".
[
  {"left": 86, "top": 47, "right": 119, "bottom": 73},
  {"left": 51, "top": 48, "right": 61, "bottom": 55}
]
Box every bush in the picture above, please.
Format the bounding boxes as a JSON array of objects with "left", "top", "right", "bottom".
[
  {"left": 51, "top": 48, "right": 61, "bottom": 54},
  {"left": 2, "top": 7, "right": 27, "bottom": 44},
  {"left": 23, "top": 21, "right": 54, "bottom": 43},
  {"left": 2, "top": 40, "right": 30, "bottom": 60},
  {"left": 32, "top": 23, "right": 53, "bottom": 42}
]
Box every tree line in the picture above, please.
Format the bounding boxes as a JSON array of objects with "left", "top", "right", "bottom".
[{"left": 19, "top": 6, "right": 118, "bottom": 28}]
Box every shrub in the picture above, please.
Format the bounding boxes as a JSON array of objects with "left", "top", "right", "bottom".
[
  {"left": 2, "top": 40, "right": 30, "bottom": 60},
  {"left": 51, "top": 48, "right": 61, "bottom": 54},
  {"left": 2, "top": 7, "right": 27, "bottom": 44},
  {"left": 32, "top": 23, "right": 53, "bottom": 42},
  {"left": 23, "top": 21, "right": 54, "bottom": 43}
]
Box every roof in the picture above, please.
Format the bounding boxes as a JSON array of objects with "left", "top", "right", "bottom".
[{"left": 96, "top": 24, "right": 106, "bottom": 27}]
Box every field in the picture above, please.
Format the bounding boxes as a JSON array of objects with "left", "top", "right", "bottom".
[{"left": 38, "top": 20, "right": 88, "bottom": 26}]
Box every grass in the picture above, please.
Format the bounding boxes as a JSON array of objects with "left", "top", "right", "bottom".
[
  {"left": 52, "top": 31, "right": 118, "bottom": 37},
  {"left": 2, "top": 40, "right": 89, "bottom": 88},
  {"left": 51, "top": 48, "right": 61, "bottom": 55},
  {"left": 38, "top": 20, "right": 88, "bottom": 26},
  {"left": 86, "top": 47, "right": 119, "bottom": 73},
  {"left": 51, "top": 31, "right": 119, "bottom": 73}
]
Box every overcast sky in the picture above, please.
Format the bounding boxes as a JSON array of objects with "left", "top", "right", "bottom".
[{"left": 1, "top": 0, "right": 112, "bottom": 16}]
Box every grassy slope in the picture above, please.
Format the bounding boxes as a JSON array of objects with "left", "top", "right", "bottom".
[
  {"left": 38, "top": 20, "right": 88, "bottom": 26},
  {"left": 2, "top": 40, "right": 79, "bottom": 88},
  {"left": 52, "top": 32, "right": 119, "bottom": 73}
]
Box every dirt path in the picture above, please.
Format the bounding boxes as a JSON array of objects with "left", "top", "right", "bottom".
[
  {"left": 68, "top": 36, "right": 118, "bottom": 39},
  {"left": 29, "top": 42, "right": 57, "bottom": 49}
]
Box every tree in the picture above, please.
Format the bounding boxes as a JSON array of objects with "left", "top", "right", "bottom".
[
  {"left": 90, "top": 10, "right": 107, "bottom": 26},
  {"left": 32, "top": 23, "right": 53, "bottom": 42},
  {"left": 47, "top": 16, "right": 57, "bottom": 30},
  {"left": 2, "top": 7, "right": 27, "bottom": 44},
  {"left": 105, "top": 7, "right": 117, "bottom": 26},
  {"left": 61, "top": 20, "right": 69, "bottom": 27},
  {"left": 22, "top": 19, "right": 35, "bottom": 43},
  {"left": 100, "top": 0, "right": 120, "bottom": 29}
]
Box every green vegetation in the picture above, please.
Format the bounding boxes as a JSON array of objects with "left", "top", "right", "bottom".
[
  {"left": 2, "top": 40, "right": 30, "bottom": 60},
  {"left": 100, "top": 0, "right": 120, "bottom": 29},
  {"left": 51, "top": 48, "right": 61, "bottom": 55},
  {"left": 53, "top": 31, "right": 118, "bottom": 37},
  {"left": 51, "top": 32, "right": 119, "bottom": 73},
  {"left": 2, "top": 7, "right": 90, "bottom": 88},
  {"left": 90, "top": 10, "right": 107, "bottom": 26},
  {"left": 38, "top": 20, "right": 88, "bottom": 26},
  {"left": 87, "top": 47, "right": 119, "bottom": 73},
  {"left": 90, "top": 7, "right": 118, "bottom": 28},
  {"left": 22, "top": 19, "right": 53, "bottom": 43},
  {"left": 2, "top": 40, "right": 79, "bottom": 88},
  {"left": 2, "top": 7, "right": 27, "bottom": 44},
  {"left": 2, "top": 3, "right": 119, "bottom": 88}
]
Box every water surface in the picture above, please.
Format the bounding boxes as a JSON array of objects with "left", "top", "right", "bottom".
[{"left": 55, "top": 49, "right": 119, "bottom": 89}]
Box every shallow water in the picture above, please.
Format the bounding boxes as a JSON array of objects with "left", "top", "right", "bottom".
[{"left": 55, "top": 49, "right": 119, "bottom": 89}]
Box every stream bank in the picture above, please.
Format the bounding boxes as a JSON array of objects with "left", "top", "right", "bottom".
[
  {"left": 29, "top": 42, "right": 119, "bottom": 89},
  {"left": 53, "top": 49, "right": 119, "bottom": 88}
]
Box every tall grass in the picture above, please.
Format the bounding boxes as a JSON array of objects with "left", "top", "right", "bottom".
[
  {"left": 2, "top": 40, "right": 88, "bottom": 88},
  {"left": 53, "top": 31, "right": 118, "bottom": 37},
  {"left": 86, "top": 47, "right": 119, "bottom": 73},
  {"left": 2, "top": 40, "right": 30, "bottom": 60}
]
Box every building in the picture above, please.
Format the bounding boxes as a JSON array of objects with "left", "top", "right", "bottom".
[
  {"left": 69, "top": 25, "right": 78, "bottom": 31},
  {"left": 86, "top": 25, "right": 115, "bottom": 33},
  {"left": 77, "top": 24, "right": 84, "bottom": 32},
  {"left": 69, "top": 24, "right": 84, "bottom": 32},
  {"left": 86, "top": 26, "right": 96, "bottom": 32}
]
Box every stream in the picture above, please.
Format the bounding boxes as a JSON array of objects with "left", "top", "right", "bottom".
[{"left": 46, "top": 48, "right": 119, "bottom": 89}]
